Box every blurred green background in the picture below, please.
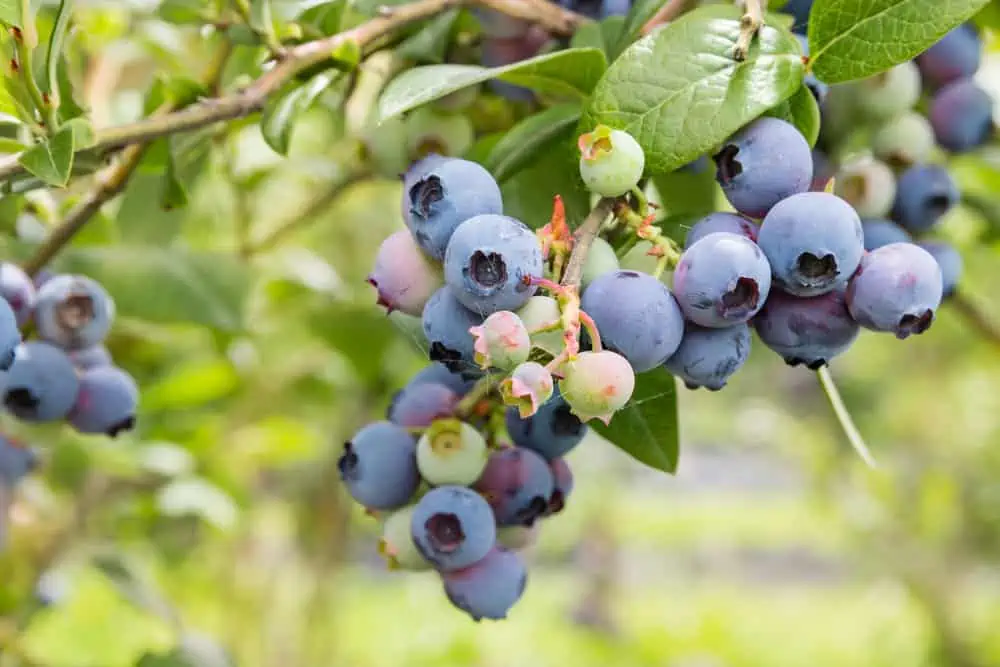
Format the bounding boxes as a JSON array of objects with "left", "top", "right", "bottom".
[{"left": 1, "top": 2, "right": 1000, "bottom": 667}]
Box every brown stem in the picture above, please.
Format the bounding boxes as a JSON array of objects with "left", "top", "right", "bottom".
[
  {"left": 949, "top": 289, "right": 1000, "bottom": 349},
  {"left": 561, "top": 197, "right": 614, "bottom": 289},
  {"left": 732, "top": 0, "right": 763, "bottom": 61},
  {"left": 640, "top": 0, "right": 698, "bottom": 35}
]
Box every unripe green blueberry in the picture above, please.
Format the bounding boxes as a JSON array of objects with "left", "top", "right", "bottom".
[
  {"left": 416, "top": 418, "right": 489, "bottom": 485},
  {"left": 515, "top": 296, "right": 565, "bottom": 357},
  {"left": 469, "top": 311, "right": 531, "bottom": 370},
  {"left": 578, "top": 125, "right": 645, "bottom": 197},
  {"left": 379, "top": 506, "right": 432, "bottom": 571},
  {"left": 852, "top": 62, "right": 921, "bottom": 121},
  {"left": 619, "top": 240, "right": 659, "bottom": 275},
  {"left": 581, "top": 237, "right": 620, "bottom": 289},
  {"left": 559, "top": 350, "right": 635, "bottom": 425},
  {"left": 872, "top": 112, "right": 936, "bottom": 167},
  {"left": 834, "top": 155, "right": 896, "bottom": 218},
  {"left": 405, "top": 106, "right": 474, "bottom": 159},
  {"left": 500, "top": 361, "right": 554, "bottom": 418},
  {"left": 497, "top": 524, "right": 539, "bottom": 551}
]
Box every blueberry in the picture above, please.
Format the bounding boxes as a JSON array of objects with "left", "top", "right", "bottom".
[
  {"left": 387, "top": 381, "right": 458, "bottom": 427},
  {"left": 67, "top": 366, "right": 139, "bottom": 437},
  {"left": 580, "top": 270, "right": 685, "bottom": 372},
  {"left": 474, "top": 446, "right": 553, "bottom": 526},
  {"left": 410, "top": 485, "right": 496, "bottom": 571},
  {"left": 834, "top": 156, "right": 896, "bottom": 218},
  {"left": 421, "top": 287, "right": 485, "bottom": 377},
  {"left": 442, "top": 547, "right": 527, "bottom": 621},
  {"left": 794, "top": 34, "right": 828, "bottom": 104},
  {"left": 469, "top": 311, "right": 531, "bottom": 370},
  {"left": 403, "top": 158, "right": 503, "bottom": 261},
  {"left": 559, "top": 350, "right": 635, "bottom": 424},
  {"left": 916, "top": 23, "right": 982, "bottom": 89},
  {"left": 872, "top": 112, "right": 936, "bottom": 168},
  {"left": 679, "top": 156, "right": 709, "bottom": 174},
  {"left": 547, "top": 457, "right": 573, "bottom": 515},
  {"left": 368, "top": 230, "right": 443, "bottom": 317},
  {"left": 480, "top": 33, "right": 545, "bottom": 102},
  {"left": 810, "top": 149, "right": 835, "bottom": 192},
  {"left": 781, "top": 0, "right": 812, "bottom": 34},
  {"left": 443, "top": 214, "right": 542, "bottom": 315},
  {"left": 674, "top": 233, "right": 772, "bottom": 327},
  {"left": 853, "top": 62, "right": 921, "bottom": 121},
  {"left": 514, "top": 295, "right": 565, "bottom": 357},
  {"left": 929, "top": 79, "right": 994, "bottom": 153},
  {"left": 891, "top": 164, "right": 959, "bottom": 234},
  {"left": 404, "top": 106, "right": 474, "bottom": 160},
  {"left": 4, "top": 342, "right": 79, "bottom": 422},
  {"left": 862, "top": 218, "right": 912, "bottom": 251},
  {"left": 581, "top": 237, "right": 620, "bottom": 289},
  {"left": 338, "top": 421, "right": 420, "bottom": 510},
  {"left": 713, "top": 118, "right": 812, "bottom": 218},
  {"left": 599, "top": 0, "right": 630, "bottom": 18},
  {"left": 846, "top": 242, "right": 943, "bottom": 339},
  {"left": 0, "top": 297, "right": 19, "bottom": 372},
  {"left": 753, "top": 288, "right": 859, "bottom": 368},
  {"left": 758, "top": 192, "right": 864, "bottom": 297},
  {"left": 67, "top": 344, "right": 113, "bottom": 371},
  {"left": 505, "top": 385, "right": 587, "bottom": 461},
  {"left": 578, "top": 125, "right": 645, "bottom": 198},
  {"left": 34, "top": 275, "right": 115, "bottom": 350},
  {"left": 684, "top": 212, "right": 757, "bottom": 249},
  {"left": 0, "top": 435, "right": 37, "bottom": 485},
  {"left": 499, "top": 361, "right": 553, "bottom": 418},
  {"left": 406, "top": 361, "right": 477, "bottom": 396},
  {"left": 663, "top": 322, "right": 751, "bottom": 390},
  {"left": 379, "top": 505, "right": 432, "bottom": 571},
  {"left": 918, "top": 241, "right": 962, "bottom": 298},
  {"left": 0, "top": 263, "right": 35, "bottom": 327},
  {"left": 417, "top": 418, "right": 489, "bottom": 486}
]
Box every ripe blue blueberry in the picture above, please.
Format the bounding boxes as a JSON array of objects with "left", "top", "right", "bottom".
[
  {"left": 547, "top": 457, "right": 573, "bottom": 515},
  {"left": 368, "top": 230, "right": 443, "bottom": 317},
  {"left": 862, "top": 219, "right": 912, "bottom": 252},
  {"left": 473, "top": 446, "right": 554, "bottom": 526},
  {"left": 853, "top": 62, "right": 921, "bottom": 121},
  {"left": 663, "top": 322, "right": 751, "bottom": 390},
  {"left": 930, "top": 79, "right": 994, "bottom": 153},
  {"left": 406, "top": 361, "right": 477, "bottom": 396},
  {"left": 67, "top": 366, "right": 139, "bottom": 437},
  {"left": 918, "top": 241, "right": 962, "bottom": 298},
  {"left": 0, "top": 435, "right": 37, "bottom": 485},
  {"left": 781, "top": 0, "right": 812, "bottom": 34},
  {"left": 872, "top": 112, "right": 935, "bottom": 168},
  {"left": 713, "top": 117, "right": 812, "bottom": 218},
  {"left": 34, "top": 275, "right": 115, "bottom": 350},
  {"left": 67, "top": 344, "right": 113, "bottom": 371},
  {"left": 444, "top": 214, "right": 542, "bottom": 315},
  {"left": 846, "top": 242, "right": 943, "bottom": 339},
  {"left": 758, "top": 192, "right": 864, "bottom": 297},
  {"left": 505, "top": 385, "right": 587, "bottom": 461},
  {"left": 422, "top": 287, "right": 485, "bottom": 377},
  {"left": 4, "top": 342, "right": 80, "bottom": 422},
  {"left": 891, "top": 165, "right": 959, "bottom": 234},
  {"left": 674, "top": 233, "right": 772, "bottom": 327},
  {"left": 684, "top": 212, "right": 757, "bottom": 249},
  {"left": 794, "top": 35, "right": 828, "bottom": 104},
  {"left": 753, "top": 288, "right": 859, "bottom": 369},
  {"left": 388, "top": 381, "right": 458, "bottom": 427},
  {"left": 834, "top": 156, "right": 896, "bottom": 219},
  {"left": 410, "top": 485, "right": 496, "bottom": 571},
  {"left": 810, "top": 149, "right": 835, "bottom": 192},
  {"left": 0, "top": 297, "right": 19, "bottom": 371},
  {"left": 916, "top": 23, "right": 981, "bottom": 89},
  {"left": 0, "top": 263, "right": 35, "bottom": 327},
  {"left": 338, "top": 421, "right": 420, "bottom": 510},
  {"left": 443, "top": 547, "right": 527, "bottom": 621},
  {"left": 403, "top": 158, "right": 503, "bottom": 260}
]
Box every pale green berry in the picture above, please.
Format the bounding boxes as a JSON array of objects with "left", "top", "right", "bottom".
[
  {"left": 852, "top": 62, "right": 921, "bottom": 121},
  {"left": 468, "top": 311, "right": 531, "bottom": 370},
  {"left": 559, "top": 351, "right": 635, "bottom": 425},
  {"left": 515, "top": 296, "right": 564, "bottom": 357},
  {"left": 405, "top": 106, "right": 474, "bottom": 159},
  {"left": 581, "top": 237, "right": 620, "bottom": 289},
  {"left": 416, "top": 418, "right": 489, "bottom": 485},
  {"left": 379, "top": 506, "right": 432, "bottom": 571},
  {"left": 578, "top": 125, "right": 645, "bottom": 197},
  {"left": 834, "top": 155, "right": 896, "bottom": 218},
  {"left": 497, "top": 524, "right": 539, "bottom": 551},
  {"left": 619, "top": 240, "right": 659, "bottom": 275},
  {"left": 500, "top": 361, "right": 554, "bottom": 418},
  {"left": 872, "top": 111, "right": 936, "bottom": 167}
]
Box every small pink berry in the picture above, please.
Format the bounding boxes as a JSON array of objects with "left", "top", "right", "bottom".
[
  {"left": 469, "top": 311, "right": 531, "bottom": 370},
  {"left": 558, "top": 351, "right": 634, "bottom": 425},
  {"left": 499, "top": 361, "right": 553, "bottom": 418},
  {"left": 368, "top": 230, "right": 443, "bottom": 317}
]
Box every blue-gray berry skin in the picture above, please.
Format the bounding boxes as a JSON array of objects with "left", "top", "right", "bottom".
[
  {"left": 684, "top": 212, "right": 757, "bottom": 249},
  {"left": 4, "top": 342, "right": 79, "bottom": 422},
  {"left": 443, "top": 547, "right": 527, "bottom": 621},
  {"left": 713, "top": 118, "right": 812, "bottom": 218},
  {"left": 403, "top": 158, "right": 503, "bottom": 260},
  {"left": 473, "top": 447, "right": 554, "bottom": 526},
  {"left": 916, "top": 23, "right": 981, "bottom": 89},
  {"left": 918, "top": 241, "right": 963, "bottom": 298},
  {"left": 758, "top": 192, "right": 864, "bottom": 297},
  {"left": 34, "top": 275, "right": 115, "bottom": 350},
  {"left": 794, "top": 34, "right": 828, "bottom": 104},
  {"left": 443, "top": 214, "right": 542, "bottom": 315},
  {"left": 410, "top": 485, "right": 496, "bottom": 571},
  {"left": 663, "top": 323, "right": 751, "bottom": 390},
  {"left": 0, "top": 297, "right": 20, "bottom": 371},
  {"left": 338, "top": 421, "right": 419, "bottom": 510},
  {"left": 580, "top": 270, "right": 685, "bottom": 372},
  {"left": 505, "top": 385, "right": 586, "bottom": 461},
  {"left": 388, "top": 381, "right": 458, "bottom": 427},
  {"left": 67, "top": 366, "right": 139, "bottom": 437},
  {"left": 0, "top": 263, "right": 35, "bottom": 328},
  {"left": 862, "top": 218, "right": 912, "bottom": 251},
  {"left": 753, "top": 288, "right": 859, "bottom": 369},
  {"left": 422, "top": 287, "right": 485, "bottom": 378},
  {"left": 0, "top": 435, "right": 37, "bottom": 485},
  {"left": 547, "top": 457, "right": 573, "bottom": 515},
  {"left": 407, "top": 362, "right": 477, "bottom": 396},
  {"left": 67, "top": 344, "right": 113, "bottom": 371},
  {"left": 891, "top": 165, "right": 959, "bottom": 234},
  {"left": 781, "top": 0, "right": 812, "bottom": 34},
  {"left": 674, "top": 233, "right": 772, "bottom": 327},
  {"left": 846, "top": 243, "right": 943, "bottom": 339},
  {"left": 930, "top": 79, "right": 994, "bottom": 153}
]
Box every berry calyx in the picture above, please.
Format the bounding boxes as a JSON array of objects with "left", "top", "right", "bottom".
[{"left": 499, "top": 361, "right": 554, "bottom": 418}]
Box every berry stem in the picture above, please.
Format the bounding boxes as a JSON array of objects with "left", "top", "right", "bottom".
[
  {"left": 455, "top": 375, "right": 498, "bottom": 419},
  {"left": 815, "top": 366, "right": 878, "bottom": 469},
  {"left": 561, "top": 197, "right": 615, "bottom": 289},
  {"left": 733, "top": 0, "right": 763, "bottom": 62},
  {"left": 615, "top": 202, "right": 682, "bottom": 274},
  {"left": 579, "top": 310, "right": 602, "bottom": 352}
]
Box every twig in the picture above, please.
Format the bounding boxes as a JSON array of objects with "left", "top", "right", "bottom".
[
  {"left": 640, "top": 0, "right": 698, "bottom": 36},
  {"left": 733, "top": 0, "right": 763, "bottom": 61},
  {"left": 949, "top": 290, "right": 1000, "bottom": 349},
  {"left": 815, "top": 366, "right": 878, "bottom": 469},
  {"left": 560, "top": 197, "right": 615, "bottom": 288}
]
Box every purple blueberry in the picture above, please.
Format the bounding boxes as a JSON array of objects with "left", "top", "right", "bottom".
[
  {"left": 674, "top": 233, "right": 772, "bottom": 327},
  {"left": 713, "top": 118, "right": 812, "bottom": 218},
  {"left": 916, "top": 23, "right": 981, "bottom": 89},
  {"left": 421, "top": 287, "right": 485, "bottom": 377},
  {"left": 368, "top": 230, "right": 442, "bottom": 317},
  {"left": 547, "top": 457, "right": 573, "bottom": 515},
  {"left": 34, "top": 275, "right": 115, "bottom": 350},
  {"left": 4, "top": 342, "right": 79, "bottom": 422},
  {"left": 846, "top": 242, "right": 943, "bottom": 339},
  {"left": 410, "top": 485, "right": 496, "bottom": 571},
  {"left": 862, "top": 218, "right": 912, "bottom": 251},
  {"left": 757, "top": 192, "right": 863, "bottom": 297},
  {"left": 930, "top": 79, "right": 993, "bottom": 153},
  {"left": 811, "top": 149, "right": 835, "bottom": 192},
  {"left": 480, "top": 33, "right": 545, "bottom": 102},
  {"left": 403, "top": 158, "right": 503, "bottom": 260},
  {"left": 443, "top": 547, "right": 527, "bottom": 621},
  {"left": 579, "top": 270, "right": 685, "bottom": 372},
  {"left": 388, "top": 381, "right": 459, "bottom": 427},
  {"left": 443, "top": 214, "right": 542, "bottom": 315},
  {"left": 67, "top": 344, "right": 113, "bottom": 371},
  {"left": 473, "top": 446, "right": 554, "bottom": 527},
  {"left": 663, "top": 322, "right": 751, "bottom": 390},
  {"left": 684, "top": 212, "right": 757, "bottom": 249},
  {"left": 0, "top": 435, "right": 37, "bottom": 485},
  {"left": 918, "top": 241, "right": 962, "bottom": 298},
  {"left": 67, "top": 366, "right": 139, "bottom": 437},
  {"left": 0, "top": 297, "right": 19, "bottom": 371},
  {"left": 753, "top": 288, "right": 859, "bottom": 369},
  {"left": 338, "top": 421, "right": 419, "bottom": 510},
  {"left": 0, "top": 263, "right": 35, "bottom": 327},
  {"left": 891, "top": 165, "right": 959, "bottom": 234},
  {"left": 505, "top": 385, "right": 587, "bottom": 461}
]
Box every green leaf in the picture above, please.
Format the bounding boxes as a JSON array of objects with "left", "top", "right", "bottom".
[
  {"left": 652, "top": 162, "right": 719, "bottom": 217},
  {"left": 44, "top": 0, "right": 72, "bottom": 99},
  {"left": 64, "top": 117, "right": 95, "bottom": 149},
  {"left": 485, "top": 103, "right": 581, "bottom": 183},
  {"left": 308, "top": 302, "right": 401, "bottom": 381},
  {"left": 592, "top": 367, "right": 679, "bottom": 473},
  {"left": 17, "top": 126, "right": 74, "bottom": 186},
  {"left": 765, "top": 84, "right": 820, "bottom": 147},
  {"left": 159, "top": 131, "right": 211, "bottom": 211},
  {"left": 807, "top": 0, "right": 990, "bottom": 83},
  {"left": 0, "top": 137, "right": 25, "bottom": 153},
  {"left": 587, "top": 8, "right": 804, "bottom": 175},
  {"left": 571, "top": 16, "right": 626, "bottom": 58},
  {"left": 250, "top": 0, "right": 274, "bottom": 34},
  {"left": 396, "top": 9, "right": 459, "bottom": 64},
  {"left": 378, "top": 48, "right": 607, "bottom": 122},
  {"left": 296, "top": 0, "right": 346, "bottom": 36},
  {"left": 0, "top": 0, "right": 21, "bottom": 26},
  {"left": 261, "top": 70, "right": 340, "bottom": 155}
]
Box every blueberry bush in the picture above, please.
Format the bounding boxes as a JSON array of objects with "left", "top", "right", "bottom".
[{"left": 2, "top": 0, "right": 1000, "bottom": 663}]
